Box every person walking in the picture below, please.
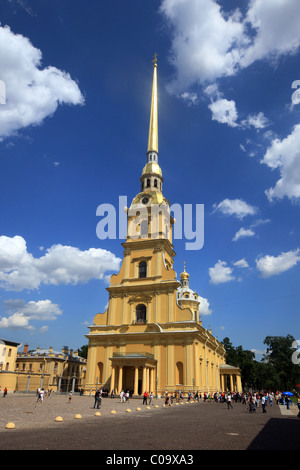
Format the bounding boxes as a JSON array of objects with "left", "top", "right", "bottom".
[
  {"left": 93, "top": 389, "right": 101, "bottom": 409},
  {"left": 227, "top": 393, "right": 233, "bottom": 409},
  {"left": 261, "top": 395, "right": 267, "bottom": 413},
  {"left": 143, "top": 391, "right": 148, "bottom": 405}
]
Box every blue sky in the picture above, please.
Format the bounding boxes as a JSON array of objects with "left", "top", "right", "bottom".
[{"left": 0, "top": 0, "right": 300, "bottom": 360}]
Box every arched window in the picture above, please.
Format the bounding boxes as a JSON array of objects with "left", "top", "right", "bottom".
[
  {"left": 97, "top": 362, "right": 104, "bottom": 383},
  {"left": 139, "top": 261, "right": 147, "bottom": 278},
  {"left": 176, "top": 362, "right": 184, "bottom": 385},
  {"left": 136, "top": 304, "right": 146, "bottom": 323}
]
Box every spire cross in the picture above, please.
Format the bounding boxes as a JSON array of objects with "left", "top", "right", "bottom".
[{"left": 152, "top": 53, "right": 158, "bottom": 66}]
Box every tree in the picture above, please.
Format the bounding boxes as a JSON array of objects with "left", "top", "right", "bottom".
[
  {"left": 77, "top": 344, "right": 88, "bottom": 359},
  {"left": 263, "top": 335, "right": 300, "bottom": 390}
]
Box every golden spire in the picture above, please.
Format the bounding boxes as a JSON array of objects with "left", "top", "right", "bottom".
[{"left": 147, "top": 53, "right": 158, "bottom": 154}]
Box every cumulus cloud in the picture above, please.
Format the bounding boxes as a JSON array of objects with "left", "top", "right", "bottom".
[
  {"left": 208, "top": 98, "right": 239, "bottom": 127},
  {"left": 0, "top": 235, "right": 121, "bottom": 291},
  {"left": 261, "top": 124, "right": 300, "bottom": 201},
  {"left": 232, "top": 227, "right": 255, "bottom": 242},
  {"left": 233, "top": 258, "right": 249, "bottom": 268},
  {"left": 160, "top": 0, "right": 300, "bottom": 90},
  {"left": 198, "top": 296, "right": 212, "bottom": 316},
  {"left": 256, "top": 249, "right": 300, "bottom": 278},
  {"left": 0, "top": 25, "right": 84, "bottom": 141},
  {"left": 209, "top": 260, "right": 235, "bottom": 285},
  {"left": 0, "top": 299, "right": 62, "bottom": 330},
  {"left": 241, "top": 112, "right": 270, "bottom": 130},
  {"left": 213, "top": 198, "right": 257, "bottom": 219}
]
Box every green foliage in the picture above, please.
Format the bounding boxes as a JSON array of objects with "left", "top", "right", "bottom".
[
  {"left": 77, "top": 344, "right": 88, "bottom": 359},
  {"left": 221, "top": 334, "right": 300, "bottom": 391}
]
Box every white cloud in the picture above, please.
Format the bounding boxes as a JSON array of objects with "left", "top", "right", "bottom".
[
  {"left": 209, "top": 260, "right": 235, "bottom": 285},
  {"left": 208, "top": 98, "right": 238, "bottom": 127},
  {"left": 256, "top": 249, "right": 300, "bottom": 278},
  {"left": 180, "top": 92, "right": 199, "bottom": 106},
  {"left": 160, "top": 0, "right": 300, "bottom": 90},
  {"left": 213, "top": 198, "right": 257, "bottom": 219},
  {"left": 0, "top": 235, "right": 121, "bottom": 291},
  {"left": 233, "top": 258, "right": 249, "bottom": 268},
  {"left": 198, "top": 296, "right": 212, "bottom": 316},
  {"left": 241, "top": 112, "right": 270, "bottom": 130},
  {"left": 0, "top": 25, "right": 84, "bottom": 141},
  {"left": 261, "top": 124, "right": 300, "bottom": 201},
  {"left": 0, "top": 299, "right": 62, "bottom": 330},
  {"left": 232, "top": 227, "right": 255, "bottom": 241}
]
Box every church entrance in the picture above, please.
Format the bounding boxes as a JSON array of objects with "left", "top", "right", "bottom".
[{"left": 110, "top": 355, "right": 157, "bottom": 396}]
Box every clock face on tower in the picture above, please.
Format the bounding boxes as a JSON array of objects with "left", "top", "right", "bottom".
[{"left": 142, "top": 196, "right": 149, "bottom": 205}]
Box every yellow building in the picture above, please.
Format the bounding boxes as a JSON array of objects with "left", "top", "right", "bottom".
[
  {"left": 15, "top": 344, "right": 86, "bottom": 393},
  {"left": 0, "top": 339, "right": 21, "bottom": 393},
  {"left": 85, "top": 57, "right": 242, "bottom": 396}
]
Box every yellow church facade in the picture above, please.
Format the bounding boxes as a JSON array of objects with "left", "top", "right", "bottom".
[{"left": 84, "top": 57, "right": 242, "bottom": 397}]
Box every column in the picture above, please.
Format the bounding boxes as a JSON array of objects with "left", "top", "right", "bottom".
[
  {"left": 230, "top": 374, "right": 234, "bottom": 392},
  {"left": 85, "top": 344, "right": 97, "bottom": 389},
  {"left": 118, "top": 366, "right": 123, "bottom": 394},
  {"left": 150, "top": 368, "right": 154, "bottom": 393},
  {"left": 134, "top": 366, "right": 139, "bottom": 396},
  {"left": 142, "top": 366, "right": 147, "bottom": 392},
  {"left": 111, "top": 366, "right": 115, "bottom": 392},
  {"left": 57, "top": 375, "right": 62, "bottom": 393},
  {"left": 71, "top": 374, "right": 76, "bottom": 392}
]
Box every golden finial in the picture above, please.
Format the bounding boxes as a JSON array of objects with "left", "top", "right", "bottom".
[
  {"left": 152, "top": 53, "right": 158, "bottom": 67},
  {"left": 180, "top": 261, "right": 189, "bottom": 279}
]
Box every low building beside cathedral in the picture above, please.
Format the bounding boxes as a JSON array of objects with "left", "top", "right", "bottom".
[{"left": 84, "top": 57, "right": 242, "bottom": 396}]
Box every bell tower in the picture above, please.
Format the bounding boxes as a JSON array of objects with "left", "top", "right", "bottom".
[{"left": 84, "top": 56, "right": 228, "bottom": 398}]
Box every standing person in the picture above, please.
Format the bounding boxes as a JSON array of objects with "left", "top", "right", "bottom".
[
  {"left": 3, "top": 387, "right": 7, "bottom": 397},
  {"left": 68, "top": 390, "right": 72, "bottom": 403},
  {"left": 227, "top": 392, "right": 233, "bottom": 409},
  {"left": 149, "top": 391, "right": 154, "bottom": 405},
  {"left": 261, "top": 395, "right": 267, "bottom": 413},
  {"left": 111, "top": 389, "right": 114, "bottom": 399},
  {"left": 143, "top": 391, "right": 148, "bottom": 405},
  {"left": 120, "top": 390, "right": 124, "bottom": 403},
  {"left": 39, "top": 388, "right": 45, "bottom": 403},
  {"left": 94, "top": 389, "right": 101, "bottom": 409}
]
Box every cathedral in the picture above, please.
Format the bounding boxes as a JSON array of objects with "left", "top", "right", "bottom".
[{"left": 84, "top": 57, "right": 242, "bottom": 396}]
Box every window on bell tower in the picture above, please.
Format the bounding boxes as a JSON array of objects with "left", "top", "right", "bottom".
[
  {"left": 139, "top": 261, "right": 147, "bottom": 278},
  {"left": 136, "top": 304, "right": 146, "bottom": 323}
]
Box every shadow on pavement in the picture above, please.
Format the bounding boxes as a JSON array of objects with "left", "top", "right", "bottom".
[{"left": 247, "top": 417, "right": 300, "bottom": 450}]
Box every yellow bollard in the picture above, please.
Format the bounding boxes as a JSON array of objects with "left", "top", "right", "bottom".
[
  {"left": 110, "top": 410, "right": 116, "bottom": 415},
  {"left": 95, "top": 411, "right": 101, "bottom": 416},
  {"left": 55, "top": 416, "right": 63, "bottom": 422},
  {"left": 74, "top": 414, "right": 82, "bottom": 419},
  {"left": 5, "top": 422, "right": 15, "bottom": 429}
]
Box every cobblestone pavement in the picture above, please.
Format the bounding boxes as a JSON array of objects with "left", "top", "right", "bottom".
[{"left": 0, "top": 393, "right": 299, "bottom": 451}]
